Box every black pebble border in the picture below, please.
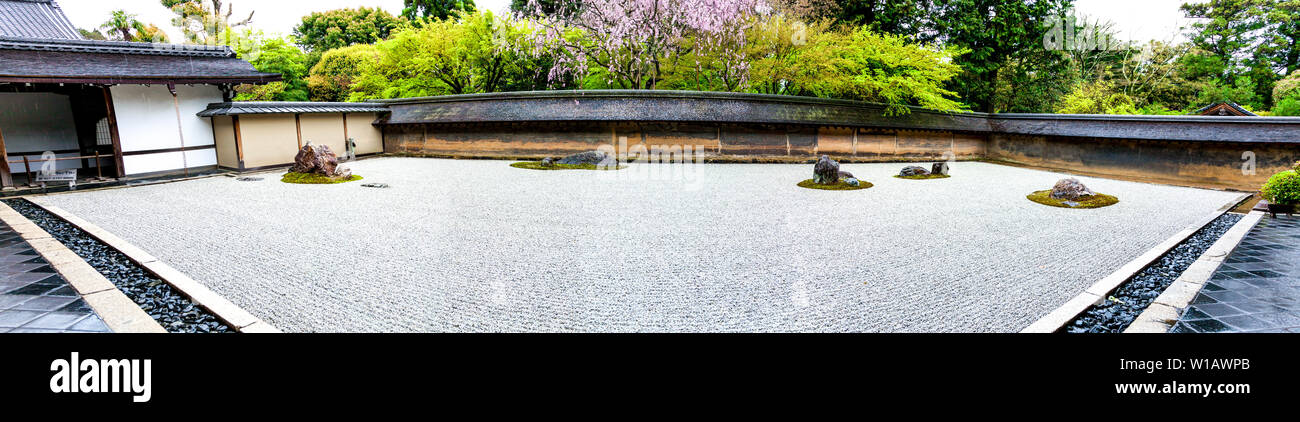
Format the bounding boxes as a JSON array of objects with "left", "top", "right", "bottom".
[
  {"left": 1065, "top": 213, "right": 1244, "bottom": 333},
  {"left": 3, "top": 199, "right": 232, "bottom": 333}
]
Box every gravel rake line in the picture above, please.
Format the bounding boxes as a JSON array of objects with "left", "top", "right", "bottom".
[
  {"left": 3, "top": 198, "right": 233, "bottom": 333},
  {"left": 1064, "top": 213, "right": 1244, "bottom": 333}
]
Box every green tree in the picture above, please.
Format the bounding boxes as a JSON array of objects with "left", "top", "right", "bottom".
[
  {"left": 832, "top": 0, "right": 936, "bottom": 37},
  {"left": 1181, "top": 0, "right": 1296, "bottom": 107},
  {"left": 293, "top": 8, "right": 405, "bottom": 53},
  {"left": 402, "top": 0, "right": 476, "bottom": 21},
  {"left": 1195, "top": 77, "right": 1264, "bottom": 110},
  {"left": 929, "top": 0, "right": 1074, "bottom": 112},
  {"left": 351, "top": 11, "right": 536, "bottom": 100},
  {"left": 1055, "top": 82, "right": 1138, "bottom": 114},
  {"left": 1261, "top": 1, "right": 1300, "bottom": 76},
  {"left": 231, "top": 32, "right": 309, "bottom": 101},
  {"left": 78, "top": 28, "right": 107, "bottom": 40},
  {"left": 160, "top": 0, "right": 254, "bottom": 45},
  {"left": 1275, "top": 70, "right": 1300, "bottom": 101},
  {"left": 306, "top": 44, "right": 383, "bottom": 102},
  {"left": 1273, "top": 96, "right": 1300, "bottom": 115},
  {"left": 510, "top": 0, "right": 579, "bottom": 17},
  {"left": 98, "top": 10, "right": 170, "bottom": 43}
]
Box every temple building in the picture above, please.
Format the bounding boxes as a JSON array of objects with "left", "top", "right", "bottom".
[{"left": 0, "top": 0, "right": 278, "bottom": 188}]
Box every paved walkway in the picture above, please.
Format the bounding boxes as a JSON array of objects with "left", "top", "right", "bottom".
[
  {"left": 0, "top": 221, "right": 110, "bottom": 333},
  {"left": 1172, "top": 215, "right": 1300, "bottom": 333}
]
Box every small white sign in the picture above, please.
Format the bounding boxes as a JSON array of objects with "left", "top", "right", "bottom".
[{"left": 36, "top": 169, "right": 77, "bottom": 182}]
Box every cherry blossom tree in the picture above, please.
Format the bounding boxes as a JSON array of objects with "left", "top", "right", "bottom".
[{"left": 522, "top": 0, "right": 768, "bottom": 89}]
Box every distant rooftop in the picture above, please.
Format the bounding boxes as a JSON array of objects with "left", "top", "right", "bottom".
[
  {"left": 0, "top": 0, "right": 80, "bottom": 40},
  {"left": 1195, "top": 102, "right": 1258, "bottom": 117},
  {"left": 0, "top": 0, "right": 279, "bottom": 85},
  {"left": 197, "top": 102, "right": 390, "bottom": 117}
]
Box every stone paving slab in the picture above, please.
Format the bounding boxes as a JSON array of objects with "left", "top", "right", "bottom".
[
  {"left": 1171, "top": 215, "right": 1300, "bottom": 333},
  {"left": 36, "top": 158, "right": 1247, "bottom": 332},
  {"left": 0, "top": 221, "right": 110, "bottom": 333}
]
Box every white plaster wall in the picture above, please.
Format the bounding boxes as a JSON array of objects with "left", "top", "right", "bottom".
[
  {"left": 122, "top": 149, "right": 218, "bottom": 175},
  {"left": 0, "top": 92, "right": 82, "bottom": 172},
  {"left": 110, "top": 84, "right": 221, "bottom": 175}
]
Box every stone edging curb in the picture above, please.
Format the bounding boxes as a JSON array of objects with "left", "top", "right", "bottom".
[
  {"left": 1122, "top": 211, "right": 1265, "bottom": 333},
  {"left": 1020, "top": 193, "right": 1251, "bottom": 333},
  {"left": 0, "top": 203, "right": 165, "bottom": 333},
  {"left": 28, "top": 200, "right": 281, "bottom": 333}
]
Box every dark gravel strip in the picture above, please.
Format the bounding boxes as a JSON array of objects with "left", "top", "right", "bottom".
[
  {"left": 1064, "top": 213, "right": 1244, "bottom": 333},
  {"left": 3, "top": 198, "right": 232, "bottom": 333}
]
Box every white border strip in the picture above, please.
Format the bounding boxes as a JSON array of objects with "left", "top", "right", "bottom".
[
  {"left": 1123, "top": 211, "right": 1264, "bottom": 333},
  {"left": 0, "top": 203, "right": 165, "bottom": 333},
  {"left": 1021, "top": 194, "right": 1251, "bottom": 333},
  {"left": 29, "top": 201, "right": 281, "bottom": 333}
]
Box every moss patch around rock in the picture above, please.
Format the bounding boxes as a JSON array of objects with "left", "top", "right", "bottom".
[
  {"left": 510, "top": 161, "right": 628, "bottom": 171},
  {"left": 1026, "top": 190, "right": 1120, "bottom": 209},
  {"left": 797, "top": 179, "right": 874, "bottom": 191},
  {"left": 894, "top": 174, "right": 952, "bottom": 180},
  {"left": 281, "top": 172, "right": 364, "bottom": 184}
]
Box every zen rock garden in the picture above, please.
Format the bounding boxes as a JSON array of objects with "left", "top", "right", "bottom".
[
  {"left": 512, "top": 150, "right": 625, "bottom": 170},
  {"left": 1027, "top": 178, "right": 1120, "bottom": 209},
  {"left": 282, "top": 142, "right": 363, "bottom": 184},
  {"left": 896, "top": 163, "right": 951, "bottom": 179},
  {"left": 798, "top": 155, "right": 872, "bottom": 190}
]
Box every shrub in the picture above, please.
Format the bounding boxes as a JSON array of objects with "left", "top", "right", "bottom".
[
  {"left": 1261, "top": 170, "right": 1300, "bottom": 205},
  {"left": 1275, "top": 71, "right": 1300, "bottom": 103},
  {"left": 1273, "top": 95, "right": 1300, "bottom": 117}
]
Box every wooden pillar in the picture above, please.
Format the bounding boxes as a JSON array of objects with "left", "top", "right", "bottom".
[
  {"left": 341, "top": 112, "right": 349, "bottom": 144},
  {"left": 102, "top": 86, "right": 125, "bottom": 178},
  {"left": 167, "top": 83, "right": 189, "bottom": 177},
  {"left": 295, "top": 113, "right": 303, "bottom": 148},
  {"left": 0, "top": 123, "right": 11, "bottom": 188},
  {"left": 232, "top": 115, "right": 245, "bottom": 170}
]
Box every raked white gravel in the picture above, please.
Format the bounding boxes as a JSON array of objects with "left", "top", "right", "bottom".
[{"left": 36, "top": 157, "right": 1244, "bottom": 332}]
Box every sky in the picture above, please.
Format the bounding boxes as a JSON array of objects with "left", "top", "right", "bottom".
[{"left": 59, "top": 0, "right": 1200, "bottom": 43}]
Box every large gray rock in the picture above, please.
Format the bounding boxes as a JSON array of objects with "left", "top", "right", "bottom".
[
  {"left": 558, "top": 151, "right": 612, "bottom": 165},
  {"left": 290, "top": 142, "right": 350, "bottom": 178},
  {"left": 900, "top": 166, "right": 930, "bottom": 177},
  {"left": 932, "top": 162, "right": 949, "bottom": 175},
  {"left": 1050, "top": 178, "right": 1095, "bottom": 200},
  {"left": 813, "top": 155, "right": 840, "bottom": 184}
]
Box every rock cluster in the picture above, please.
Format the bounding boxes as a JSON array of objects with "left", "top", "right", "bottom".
[
  {"left": 1050, "top": 178, "right": 1095, "bottom": 200},
  {"left": 900, "top": 166, "right": 930, "bottom": 177},
  {"left": 813, "top": 155, "right": 841, "bottom": 184},
  {"left": 291, "top": 142, "right": 351, "bottom": 179},
  {"left": 558, "top": 151, "right": 612, "bottom": 166}
]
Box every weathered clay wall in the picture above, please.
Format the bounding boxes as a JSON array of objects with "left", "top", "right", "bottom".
[
  {"left": 987, "top": 134, "right": 1299, "bottom": 189},
  {"left": 388, "top": 123, "right": 989, "bottom": 161},
  {"left": 375, "top": 91, "right": 1300, "bottom": 189}
]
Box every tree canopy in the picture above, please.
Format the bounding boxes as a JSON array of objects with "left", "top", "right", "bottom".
[
  {"left": 97, "top": 10, "right": 170, "bottom": 43},
  {"left": 293, "top": 7, "right": 404, "bottom": 53},
  {"left": 401, "top": 0, "right": 477, "bottom": 21},
  {"left": 86, "top": 0, "right": 1300, "bottom": 116}
]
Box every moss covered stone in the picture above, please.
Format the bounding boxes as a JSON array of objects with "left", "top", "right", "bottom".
[
  {"left": 894, "top": 174, "right": 952, "bottom": 180},
  {"left": 797, "top": 179, "right": 873, "bottom": 191},
  {"left": 281, "top": 172, "right": 364, "bottom": 184},
  {"left": 1026, "top": 190, "right": 1119, "bottom": 209},
  {"left": 510, "top": 161, "right": 627, "bottom": 171}
]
